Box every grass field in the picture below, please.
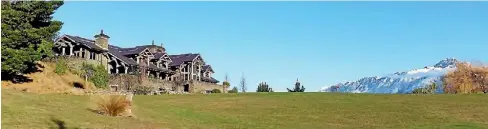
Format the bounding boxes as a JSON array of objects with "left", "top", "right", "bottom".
[{"left": 2, "top": 89, "right": 488, "bottom": 129}]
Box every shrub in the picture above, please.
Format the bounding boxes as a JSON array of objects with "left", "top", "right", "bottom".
[
  {"left": 412, "top": 83, "right": 437, "bottom": 94},
  {"left": 81, "top": 63, "right": 109, "bottom": 89},
  {"left": 223, "top": 81, "right": 230, "bottom": 87},
  {"left": 228, "top": 86, "right": 239, "bottom": 93},
  {"left": 92, "top": 65, "right": 109, "bottom": 89},
  {"left": 211, "top": 89, "right": 221, "bottom": 93},
  {"left": 95, "top": 95, "right": 130, "bottom": 116},
  {"left": 54, "top": 57, "right": 67, "bottom": 75},
  {"left": 443, "top": 62, "right": 488, "bottom": 94},
  {"left": 133, "top": 85, "right": 154, "bottom": 95}
]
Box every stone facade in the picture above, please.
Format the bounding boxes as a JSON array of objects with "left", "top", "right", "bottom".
[{"left": 108, "top": 74, "right": 225, "bottom": 93}]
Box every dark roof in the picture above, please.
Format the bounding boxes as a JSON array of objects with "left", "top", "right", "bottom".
[
  {"left": 108, "top": 46, "right": 138, "bottom": 65},
  {"left": 202, "top": 77, "right": 219, "bottom": 83},
  {"left": 202, "top": 65, "right": 214, "bottom": 73},
  {"left": 153, "top": 52, "right": 167, "bottom": 60},
  {"left": 119, "top": 47, "right": 149, "bottom": 56},
  {"left": 64, "top": 35, "right": 106, "bottom": 51},
  {"left": 64, "top": 35, "right": 138, "bottom": 65},
  {"left": 169, "top": 53, "right": 200, "bottom": 67}
]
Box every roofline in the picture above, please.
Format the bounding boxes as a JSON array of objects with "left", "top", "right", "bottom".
[{"left": 107, "top": 52, "right": 136, "bottom": 66}]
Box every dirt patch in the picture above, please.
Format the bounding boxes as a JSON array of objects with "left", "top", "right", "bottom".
[{"left": 1, "top": 61, "right": 95, "bottom": 94}]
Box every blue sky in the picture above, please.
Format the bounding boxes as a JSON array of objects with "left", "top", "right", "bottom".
[{"left": 53, "top": 2, "right": 488, "bottom": 92}]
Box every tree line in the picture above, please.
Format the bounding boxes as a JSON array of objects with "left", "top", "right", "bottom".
[{"left": 224, "top": 74, "right": 306, "bottom": 93}]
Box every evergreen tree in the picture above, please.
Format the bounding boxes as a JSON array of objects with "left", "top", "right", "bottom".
[
  {"left": 229, "top": 86, "right": 239, "bottom": 93},
  {"left": 256, "top": 82, "right": 273, "bottom": 92},
  {"left": 287, "top": 78, "right": 306, "bottom": 92},
  {"left": 1, "top": 1, "right": 64, "bottom": 81}
]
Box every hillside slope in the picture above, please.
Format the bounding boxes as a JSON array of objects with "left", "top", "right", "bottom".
[
  {"left": 2, "top": 90, "right": 488, "bottom": 129},
  {"left": 1, "top": 61, "right": 95, "bottom": 94},
  {"left": 320, "top": 58, "right": 458, "bottom": 93}
]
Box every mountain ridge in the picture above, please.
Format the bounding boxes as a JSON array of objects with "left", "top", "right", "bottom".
[{"left": 320, "top": 58, "right": 459, "bottom": 93}]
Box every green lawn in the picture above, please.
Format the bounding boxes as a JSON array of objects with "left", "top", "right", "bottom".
[{"left": 2, "top": 89, "right": 488, "bottom": 129}]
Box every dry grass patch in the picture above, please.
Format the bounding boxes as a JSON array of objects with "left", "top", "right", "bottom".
[
  {"left": 93, "top": 95, "right": 131, "bottom": 117},
  {"left": 1, "top": 61, "right": 95, "bottom": 94}
]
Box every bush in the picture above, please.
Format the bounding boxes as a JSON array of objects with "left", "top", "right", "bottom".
[
  {"left": 133, "top": 85, "right": 154, "bottom": 95},
  {"left": 81, "top": 63, "right": 109, "bottom": 89},
  {"left": 54, "top": 57, "right": 67, "bottom": 75},
  {"left": 412, "top": 83, "right": 437, "bottom": 94},
  {"left": 443, "top": 62, "right": 488, "bottom": 94},
  {"left": 95, "top": 95, "right": 130, "bottom": 116},
  {"left": 228, "top": 86, "right": 238, "bottom": 93},
  {"left": 211, "top": 89, "right": 221, "bottom": 93}
]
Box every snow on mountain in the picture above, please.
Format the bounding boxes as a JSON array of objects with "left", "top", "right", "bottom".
[{"left": 320, "top": 58, "right": 459, "bottom": 94}]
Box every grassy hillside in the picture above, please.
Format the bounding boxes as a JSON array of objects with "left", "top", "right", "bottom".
[
  {"left": 1, "top": 61, "right": 95, "bottom": 94},
  {"left": 2, "top": 90, "right": 488, "bottom": 129}
]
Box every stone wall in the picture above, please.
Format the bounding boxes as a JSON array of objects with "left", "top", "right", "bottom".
[
  {"left": 191, "top": 81, "right": 226, "bottom": 93},
  {"left": 108, "top": 74, "right": 176, "bottom": 92},
  {"left": 109, "top": 74, "right": 225, "bottom": 93}
]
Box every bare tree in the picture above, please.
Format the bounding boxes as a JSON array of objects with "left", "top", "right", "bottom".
[
  {"left": 223, "top": 73, "right": 230, "bottom": 92},
  {"left": 240, "top": 73, "right": 247, "bottom": 92}
]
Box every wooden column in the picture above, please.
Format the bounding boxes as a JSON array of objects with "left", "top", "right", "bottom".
[
  {"left": 198, "top": 64, "right": 202, "bottom": 81},
  {"left": 79, "top": 48, "right": 84, "bottom": 57},
  {"left": 85, "top": 49, "right": 90, "bottom": 59},
  {"left": 69, "top": 46, "right": 74, "bottom": 56},
  {"left": 61, "top": 47, "right": 66, "bottom": 55},
  {"left": 124, "top": 66, "right": 128, "bottom": 74},
  {"left": 190, "top": 62, "right": 194, "bottom": 80},
  {"left": 147, "top": 57, "right": 150, "bottom": 66},
  {"left": 136, "top": 56, "right": 140, "bottom": 64}
]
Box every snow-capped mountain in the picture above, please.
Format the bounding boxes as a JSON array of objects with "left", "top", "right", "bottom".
[{"left": 320, "top": 58, "right": 459, "bottom": 94}]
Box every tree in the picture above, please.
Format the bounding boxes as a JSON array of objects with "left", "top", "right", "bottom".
[
  {"left": 239, "top": 74, "right": 247, "bottom": 92},
  {"left": 256, "top": 82, "right": 273, "bottom": 92},
  {"left": 229, "top": 86, "right": 239, "bottom": 93},
  {"left": 287, "top": 78, "right": 305, "bottom": 92},
  {"left": 222, "top": 73, "right": 230, "bottom": 92},
  {"left": 443, "top": 62, "right": 488, "bottom": 94},
  {"left": 1, "top": 1, "right": 64, "bottom": 81}
]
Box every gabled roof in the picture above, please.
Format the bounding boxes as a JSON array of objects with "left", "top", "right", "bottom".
[
  {"left": 61, "top": 35, "right": 139, "bottom": 66},
  {"left": 108, "top": 45, "right": 138, "bottom": 65},
  {"left": 202, "top": 65, "right": 214, "bottom": 73},
  {"left": 169, "top": 53, "right": 200, "bottom": 67},
  {"left": 119, "top": 47, "right": 151, "bottom": 56},
  {"left": 153, "top": 52, "right": 168, "bottom": 60},
  {"left": 63, "top": 35, "right": 106, "bottom": 51}
]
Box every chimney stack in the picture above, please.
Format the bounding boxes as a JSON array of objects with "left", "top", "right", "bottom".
[{"left": 94, "top": 29, "right": 110, "bottom": 50}]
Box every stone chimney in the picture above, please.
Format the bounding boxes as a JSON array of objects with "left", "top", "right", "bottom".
[{"left": 94, "top": 29, "right": 110, "bottom": 50}]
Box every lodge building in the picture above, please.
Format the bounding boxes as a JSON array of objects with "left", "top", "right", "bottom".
[{"left": 53, "top": 30, "right": 219, "bottom": 84}]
